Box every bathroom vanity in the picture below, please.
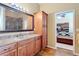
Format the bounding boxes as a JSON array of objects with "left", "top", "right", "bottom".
[
  {"left": 0, "top": 4, "right": 48, "bottom": 56},
  {"left": 0, "top": 34, "right": 42, "bottom": 56}
]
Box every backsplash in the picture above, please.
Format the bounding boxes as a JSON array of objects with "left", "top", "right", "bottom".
[{"left": 0, "top": 31, "right": 34, "bottom": 40}]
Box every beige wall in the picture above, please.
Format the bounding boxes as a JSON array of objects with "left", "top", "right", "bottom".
[
  {"left": 40, "top": 3, "right": 79, "bottom": 28},
  {"left": 40, "top": 3, "right": 79, "bottom": 53},
  {"left": 48, "top": 13, "right": 55, "bottom": 47}
]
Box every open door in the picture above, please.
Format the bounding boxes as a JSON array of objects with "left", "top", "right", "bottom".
[{"left": 55, "top": 10, "right": 75, "bottom": 54}]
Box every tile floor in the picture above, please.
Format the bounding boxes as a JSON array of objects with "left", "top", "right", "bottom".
[{"left": 36, "top": 47, "right": 75, "bottom": 56}]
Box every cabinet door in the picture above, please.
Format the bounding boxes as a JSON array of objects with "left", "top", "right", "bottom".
[
  {"left": 42, "top": 12, "right": 48, "bottom": 49},
  {"left": 34, "top": 12, "right": 43, "bottom": 35},
  {"left": 0, "top": 49, "right": 17, "bottom": 56},
  {"left": 18, "top": 45, "right": 28, "bottom": 56},
  {"left": 42, "top": 29, "right": 48, "bottom": 49},
  {"left": 35, "top": 37, "right": 41, "bottom": 54},
  {"left": 27, "top": 40, "right": 35, "bottom": 56},
  {"left": 42, "top": 38, "right": 47, "bottom": 49}
]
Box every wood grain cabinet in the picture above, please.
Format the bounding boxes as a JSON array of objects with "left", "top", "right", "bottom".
[
  {"left": 18, "top": 45, "right": 28, "bottom": 56},
  {"left": 18, "top": 39, "right": 29, "bottom": 56},
  {"left": 0, "top": 36, "right": 42, "bottom": 56},
  {"left": 34, "top": 11, "right": 48, "bottom": 49},
  {"left": 27, "top": 40, "right": 35, "bottom": 56},
  {"left": 0, "top": 49, "right": 17, "bottom": 56},
  {"left": 35, "top": 36, "right": 41, "bottom": 54},
  {"left": 18, "top": 36, "right": 41, "bottom": 56},
  {"left": 0, "top": 42, "right": 17, "bottom": 56}
]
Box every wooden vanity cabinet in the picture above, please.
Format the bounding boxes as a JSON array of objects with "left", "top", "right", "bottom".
[
  {"left": 34, "top": 11, "right": 48, "bottom": 49},
  {"left": 18, "top": 36, "right": 41, "bottom": 56},
  {"left": 35, "top": 36, "right": 41, "bottom": 54},
  {"left": 18, "top": 45, "right": 27, "bottom": 56},
  {"left": 18, "top": 39, "right": 30, "bottom": 56},
  {"left": 27, "top": 39, "right": 35, "bottom": 56},
  {"left": 0, "top": 42, "right": 17, "bottom": 56},
  {"left": 0, "top": 36, "right": 41, "bottom": 56},
  {"left": 0, "top": 49, "right": 17, "bottom": 56},
  {"left": 18, "top": 38, "right": 36, "bottom": 56}
]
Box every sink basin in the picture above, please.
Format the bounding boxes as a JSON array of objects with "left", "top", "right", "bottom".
[
  {"left": 0, "top": 33, "right": 40, "bottom": 47},
  {"left": 0, "top": 38, "right": 17, "bottom": 47}
]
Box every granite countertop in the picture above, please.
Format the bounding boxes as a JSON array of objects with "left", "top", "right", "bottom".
[{"left": 0, "top": 34, "right": 41, "bottom": 47}]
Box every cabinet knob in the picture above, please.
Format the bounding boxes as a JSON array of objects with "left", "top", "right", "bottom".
[{"left": 4, "top": 49, "right": 7, "bottom": 51}]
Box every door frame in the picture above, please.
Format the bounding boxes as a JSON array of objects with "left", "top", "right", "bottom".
[{"left": 54, "top": 10, "right": 76, "bottom": 54}]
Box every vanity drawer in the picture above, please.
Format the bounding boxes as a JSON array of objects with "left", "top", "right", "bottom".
[
  {"left": 18, "top": 39, "right": 34, "bottom": 47},
  {"left": 0, "top": 42, "right": 17, "bottom": 55}
]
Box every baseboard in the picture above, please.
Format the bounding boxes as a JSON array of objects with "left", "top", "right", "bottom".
[
  {"left": 74, "top": 52, "right": 79, "bottom": 56},
  {"left": 47, "top": 45, "right": 56, "bottom": 49},
  {"left": 56, "top": 43, "right": 73, "bottom": 50}
]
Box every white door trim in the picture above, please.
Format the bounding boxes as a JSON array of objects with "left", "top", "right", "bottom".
[{"left": 54, "top": 10, "right": 76, "bottom": 54}]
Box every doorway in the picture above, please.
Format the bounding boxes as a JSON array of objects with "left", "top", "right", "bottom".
[{"left": 55, "top": 10, "right": 75, "bottom": 54}]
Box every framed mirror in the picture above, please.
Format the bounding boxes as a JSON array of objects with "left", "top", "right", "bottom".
[{"left": 0, "top": 3, "right": 34, "bottom": 33}]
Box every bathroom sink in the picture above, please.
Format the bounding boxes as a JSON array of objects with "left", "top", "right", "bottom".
[
  {"left": 0, "top": 38, "right": 17, "bottom": 47},
  {"left": 16, "top": 34, "right": 39, "bottom": 41},
  {"left": 0, "top": 34, "right": 40, "bottom": 46}
]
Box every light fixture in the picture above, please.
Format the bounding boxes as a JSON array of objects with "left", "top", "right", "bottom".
[{"left": 57, "top": 14, "right": 61, "bottom": 20}]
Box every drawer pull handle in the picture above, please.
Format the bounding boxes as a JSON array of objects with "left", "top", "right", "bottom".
[
  {"left": 4, "top": 47, "right": 11, "bottom": 51},
  {"left": 4, "top": 49, "right": 7, "bottom": 51}
]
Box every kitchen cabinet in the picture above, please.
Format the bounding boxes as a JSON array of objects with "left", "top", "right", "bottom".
[{"left": 34, "top": 11, "right": 48, "bottom": 49}]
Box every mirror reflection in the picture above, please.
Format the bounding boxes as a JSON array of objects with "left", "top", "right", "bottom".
[{"left": 0, "top": 5, "right": 33, "bottom": 32}]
